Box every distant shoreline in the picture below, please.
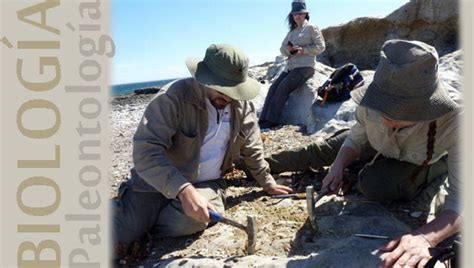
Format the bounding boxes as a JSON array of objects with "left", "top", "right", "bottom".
[{"left": 110, "top": 78, "right": 181, "bottom": 96}]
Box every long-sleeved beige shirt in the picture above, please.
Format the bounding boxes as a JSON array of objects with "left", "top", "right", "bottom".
[
  {"left": 342, "top": 106, "right": 461, "bottom": 214},
  {"left": 129, "top": 78, "right": 276, "bottom": 199},
  {"left": 280, "top": 20, "right": 325, "bottom": 70}
]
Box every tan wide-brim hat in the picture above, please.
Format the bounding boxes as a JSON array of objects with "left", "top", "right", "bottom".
[
  {"left": 186, "top": 44, "right": 260, "bottom": 101},
  {"left": 351, "top": 39, "right": 459, "bottom": 122}
]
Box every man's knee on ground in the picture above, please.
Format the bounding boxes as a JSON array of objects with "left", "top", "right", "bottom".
[{"left": 111, "top": 198, "right": 151, "bottom": 246}]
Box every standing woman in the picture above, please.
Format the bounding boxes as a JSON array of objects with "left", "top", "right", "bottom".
[{"left": 259, "top": 0, "right": 325, "bottom": 128}]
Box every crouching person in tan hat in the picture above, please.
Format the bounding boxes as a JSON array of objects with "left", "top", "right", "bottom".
[
  {"left": 111, "top": 44, "right": 292, "bottom": 260},
  {"left": 266, "top": 39, "right": 461, "bottom": 266}
]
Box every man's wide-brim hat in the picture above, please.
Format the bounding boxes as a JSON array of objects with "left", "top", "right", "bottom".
[
  {"left": 351, "top": 39, "right": 458, "bottom": 122},
  {"left": 291, "top": 0, "right": 308, "bottom": 14},
  {"left": 186, "top": 44, "right": 260, "bottom": 101}
]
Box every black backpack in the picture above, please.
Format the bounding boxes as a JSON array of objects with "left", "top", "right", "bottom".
[{"left": 317, "top": 63, "right": 364, "bottom": 106}]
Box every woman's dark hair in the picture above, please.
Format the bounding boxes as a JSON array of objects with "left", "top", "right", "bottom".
[{"left": 287, "top": 13, "right": 310, "bottom": 31}]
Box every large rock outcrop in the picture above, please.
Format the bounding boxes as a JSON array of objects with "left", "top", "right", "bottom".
[{"left": 317, "top": 0, "right": 459, "bottom": 70}]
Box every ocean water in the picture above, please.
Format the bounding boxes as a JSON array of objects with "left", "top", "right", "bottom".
[{"left": 110, "top": 78, "right": 179, "bottom": 96}]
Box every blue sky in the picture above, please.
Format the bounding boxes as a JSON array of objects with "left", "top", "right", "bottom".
[{"left": 112, "top": 0, "right": 409, "bottom": 85}]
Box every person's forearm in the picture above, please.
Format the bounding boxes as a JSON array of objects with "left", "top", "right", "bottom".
[
  {"left": 331, "top": 146, "right": 359, "bottom": 170},
  {"left": 302, "top": 42, "right": 325, "bottom": 55},
  {"left": 416, "top": 209, "right": 461, "bottom": 246},
  {"left": 303, "top": 27, "right": 325, "bottom": 55},
  {"left": 134, "top": 142, "right": 189, "bottom": 199}
]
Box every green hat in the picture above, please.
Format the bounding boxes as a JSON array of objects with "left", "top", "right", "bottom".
[
  {"left": 351, "top": 39, "right": 459, "bottom": 122},
  {"left": 186, "top": 44, "right": 261, "bottom": 101}
]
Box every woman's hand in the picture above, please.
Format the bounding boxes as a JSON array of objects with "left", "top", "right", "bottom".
[
  {"left": 379, "top": 233, "right": 433, "bottom": 268},
  {"left": 293, "top": 46, "right": 304, "bottom": 54},
  {"left": 289, "top": 45, "right": 304, "bottom": 55},
  {"left": 379, "top": 210, "right": 461, "bottom": 267},
  {"left": 322, "top": 165, "right": 345, "bottom": 193}
]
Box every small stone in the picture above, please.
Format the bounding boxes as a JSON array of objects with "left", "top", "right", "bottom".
[{"left": 275, "top": 198, "right": 293, "bottom": 208}]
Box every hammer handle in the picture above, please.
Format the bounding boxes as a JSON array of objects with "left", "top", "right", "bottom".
[
  {"left": 208, "top": 209, "right": 224, "bottom": 222},
  {"left": 208, "top": 209, "right": 246, "bottom": 231}
]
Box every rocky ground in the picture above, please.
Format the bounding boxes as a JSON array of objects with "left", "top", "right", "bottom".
[
  {"left": 109, "top": 93, "right": 153, "bottom": 196},
  {"left": 109, "top": 92, "right": 436, "bottom": 267},
  {"left": 108, "top": 2, "right": 462, "bottom": 265}
]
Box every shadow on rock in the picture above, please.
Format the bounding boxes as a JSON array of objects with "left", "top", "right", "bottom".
[{"left": 225, "top": 189, "right": 266, "bottom": 210}]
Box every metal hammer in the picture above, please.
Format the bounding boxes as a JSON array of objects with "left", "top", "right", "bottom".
[{"left": 208, "top": 209, "right": 257, "bottom": 255}]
